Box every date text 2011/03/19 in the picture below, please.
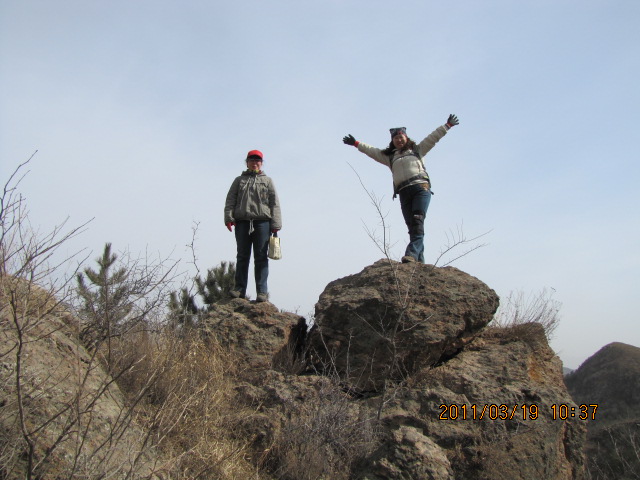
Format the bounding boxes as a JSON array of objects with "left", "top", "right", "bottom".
[{"left": 438, "top": 404, "right": 598, "bottom": 421}]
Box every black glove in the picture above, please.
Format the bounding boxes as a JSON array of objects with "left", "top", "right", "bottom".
[
  {"left": 446, "top": 114, "right": 459, "bottom": 128},
  {"left": 343, "top": 134, "right": 356, "bottom": 146}
]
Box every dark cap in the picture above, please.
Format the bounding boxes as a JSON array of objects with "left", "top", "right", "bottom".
[{"left": 389, "top": 127, "right": 407, "bottom": 138}]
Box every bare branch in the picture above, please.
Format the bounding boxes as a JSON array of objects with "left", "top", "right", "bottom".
[{"left": 433, "top": 223, "right": 491, "bottom": 267}]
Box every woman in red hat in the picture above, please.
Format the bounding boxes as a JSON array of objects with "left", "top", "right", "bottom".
[
  {"left": 224, "top": 150, "right": 282, "bottom": 302},
  {"left": 342, "top": 114, "right": 459, "bottom": 263}
]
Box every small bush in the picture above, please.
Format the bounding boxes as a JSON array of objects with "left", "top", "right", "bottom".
[
  {"left": 267, "top": 379, "right": 380, "bottom": 480},
  {"left": 491, "top": 289, "right": 561, "bottom": 340}
]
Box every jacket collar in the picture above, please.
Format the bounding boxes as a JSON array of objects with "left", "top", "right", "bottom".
[{"left": 242, "top": 169, "right": 264, "bottom": 176}]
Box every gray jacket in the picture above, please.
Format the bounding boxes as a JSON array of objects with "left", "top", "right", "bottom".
[{"left": 224, "top": 171, "right": 282, "bottom": 230}]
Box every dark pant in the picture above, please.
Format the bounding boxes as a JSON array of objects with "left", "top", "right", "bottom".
[
  {"left": 234, "top": 220, "right": 270, "bottom": 296},
  {"left": 399, "top": 184, "right": 432, "bottom": 263}
]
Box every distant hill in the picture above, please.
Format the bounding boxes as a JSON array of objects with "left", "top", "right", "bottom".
[
  {"left": 565, "top": 342, "right": 640, "bottom": 479},
  {"left": 565, "top": 342, "right": 640, "bottom": 428}
]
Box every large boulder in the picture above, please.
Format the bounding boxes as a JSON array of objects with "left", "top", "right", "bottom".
[
  {"left": 229, "top": 299, "right": 586, "bottom": 479},
  {"left": 309, "top": 259, "right": 499, "bottom": 391}
]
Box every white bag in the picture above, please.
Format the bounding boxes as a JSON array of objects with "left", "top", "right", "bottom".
[{"left": 268, "top": 233, "right": 282, "bottom": 260}]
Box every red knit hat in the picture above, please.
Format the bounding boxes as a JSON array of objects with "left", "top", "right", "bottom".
[{"left": 246, "top": 150, "right": 263, "bottom": 160}]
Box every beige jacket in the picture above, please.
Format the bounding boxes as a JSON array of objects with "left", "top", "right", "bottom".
[{"left": 357, "top": 125, "right": 448, "bottom": 192}]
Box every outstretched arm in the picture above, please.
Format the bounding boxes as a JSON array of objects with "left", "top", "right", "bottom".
[
  {"left": 416, "top": 114, "right": 460, "bottom": 157},
  {"left": 343, "top": 133, "right": 391, "bottom": 167}
]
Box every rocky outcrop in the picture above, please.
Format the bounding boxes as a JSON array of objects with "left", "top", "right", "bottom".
[
  {"left": 2, "top": 260, "right": 588, "bottom": 479},
  {"left": 359, "top": 324, "right": 585, "bottom": 480},
  {"left": 309, "top": 259, "right": 500, "bottom": 392},
  {"left": 237, "top": 260, "right": 586, "bottom": 479},
  {"left": 0, "top": 280, "right": 157, "bottom": 479},
  {"left": 202, "top": 298, "right": 307, "bottom": 376}
]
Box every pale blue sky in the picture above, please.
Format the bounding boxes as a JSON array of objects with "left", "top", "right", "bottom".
[{"left": 1, "top": 0, "right": 638, "bottom": 369}]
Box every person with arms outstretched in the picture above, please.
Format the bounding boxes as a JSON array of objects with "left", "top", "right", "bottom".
[{"left": 343, "top": 114, "right": 459, "bottom": 263}]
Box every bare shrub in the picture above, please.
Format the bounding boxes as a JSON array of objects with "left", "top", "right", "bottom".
[
  {"left": 491, "top": 288, "right": 561, "bottom": 340},
  {"left": 0, "top": 158, "right": 157, "bottom": 479},
  {"left": 267, "top": 379, "right": 380, "bottom": 480},
  {"left": 347, "top": 162, "right": 489, "bottom": 268},
  {"left": 586, "top": 423, "right": 640, "bottom": 480},
  {"left": 1, "top": 158, "right": 265, "bottom": 479}
]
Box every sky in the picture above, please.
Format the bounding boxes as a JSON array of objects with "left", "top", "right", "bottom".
[{"left": 1, "top": 0, "right": 638, "bottom": 369}]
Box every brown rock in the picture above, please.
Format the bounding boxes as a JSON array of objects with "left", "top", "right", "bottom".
[
  {"left": 359, "top": 324, "right": 586, "bottom": 479},
  {"left": 202, "top": 298, "right": 307, "bottom": 376},
  {"left": 309, "top": 259, "right": 499, "bottom": 392}
]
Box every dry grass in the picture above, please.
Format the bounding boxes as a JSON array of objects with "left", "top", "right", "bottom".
[
  {"left": 110, "top": 328, "right": 263, "bottom": 480},
  {"left": 586, "top": 422, "right": 640, "bottom": 480},
  {"left": 1, "top": 276, "right": 378, "bottom": 480},
  {"left": 107, "top": 326, "right": 384, "bottom": 480},
  {"left": 490, "top": 289, "right": 561, "bottom": 340}
]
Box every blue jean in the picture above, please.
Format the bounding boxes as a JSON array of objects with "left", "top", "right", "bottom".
[
  {"left": 234, "top": 220, "right": 270, "bottom": 296},
  {"left": 399, "top": 183, "right": 432, "bottom": 263}
]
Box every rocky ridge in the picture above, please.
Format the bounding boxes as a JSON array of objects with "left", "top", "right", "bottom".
[
  {"left": 216, "top": 259, "right": 586, "bottom": 479},
  {"left": 1, "top": 260, "right": 587, "bottom": 479}
]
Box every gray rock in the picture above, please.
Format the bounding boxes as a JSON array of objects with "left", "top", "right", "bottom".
[{"left": 361, "top": 425, "right": 454, "bottom": 480}]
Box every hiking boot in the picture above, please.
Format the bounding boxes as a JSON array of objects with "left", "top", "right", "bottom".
[
  {"left": 230, "top": 290, "right": 242, "bottom": 299},
  {"left": 401, "top": 255, "right": 416, "bottom": 263},
  {"left": 256, "top": 293, "right": 269, "bottom": 303}
]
